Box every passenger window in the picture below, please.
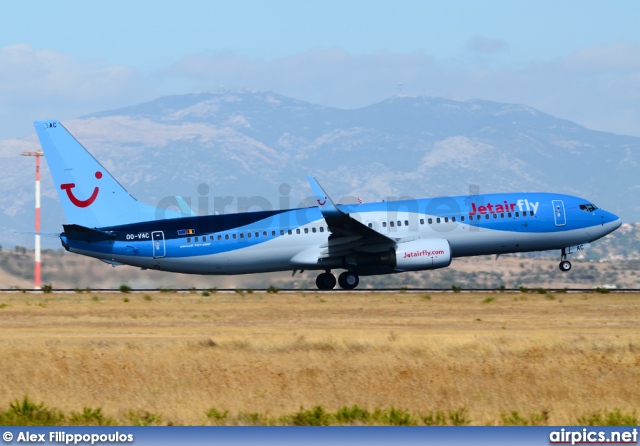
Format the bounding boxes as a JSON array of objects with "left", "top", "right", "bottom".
[
  {"left": 280, "top": 229, "right": 284, "bottom": 235},
  {"left": 460, "top": 216, "right": 465, "bottom": 222},
  {"left": 319, "top": 227, "right": 324, "bottom": 232},
  {"left": 272, "top": 230, "right": 276, "bottom": 236},
  {"left": 288, "top": 229, "right": 292, "bottom": 235},
  {"left": 452, "top": 216, "right": 456, "bottom": 222},
  {"left": 500, "top": 213, "right": 504, "bottom": 218},
  {"left": 263, "top": 231, "right": 267, "bottom": 237},
  {"left": 296, "top": 229, "right": 301, "bottom": 234},
  {"left": 368, "top": 223, "right": 373, "bottom": 228},
  {"left": 420, "top": 218, "right": 424, "bottom": 225},
  {"left": 444, "top": 217, "right": 449, "bottom": 223},
  {"left": 225, "top": 234, "right": 229, "bottom": 240},
  {"left": 239, "top": 233, "right": 244, "bottom": 239},
  {"left": 507, "top": 213, "right": 512, "bottom": 218},
  {"left": 428, "top": 218, "right": 433, "bottom": 224},
  {"left": 529, "top": 211, "right": 534, "bottom": 216},
  {"left": 217, "top": 235, "right": 222, "bottom": 241},
  {"left": 515, "top": 212, "right": 520, "bottom": 217},
  {"left": 436, "top": 218, "right": 441, "bottom": 223},
  {"left": 493, "top": 214, "right": 497, "bottom": 219},
  {"left": 304, "top": 228, "right": 309, "bottom": 234},
  {"left": 397, "top": 221, "right": 401, "bottom": 227},
  {"left": 187, "top": 237, "right": 191, "bottom": 243},
  {"left": 195, "top": 236, "right": 199, "bottom": 242},
  {"left": 405, "top": 220, "right": 409, "bottom": 226},
  {"left": 485, "top": 214, "right": 490, "bottom": 220},
  {"left": 382, "top": 221, "right": 387, "bottom": 228},
  {"left": 390, "top": 221, "right": 395, "bottom": 227},
  {"left": 312, "top": 227, "right": 317, "bottom": 233},
  {"left": 232, "top": 234, "right": 237, "bottom": 239},
  {"left": 247, "top": 233, "right": 251, "bottom": 238}
]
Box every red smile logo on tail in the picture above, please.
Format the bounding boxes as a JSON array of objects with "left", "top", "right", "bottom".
[{"left": 60, "top": 171, "right": 102, "bottom": 208}]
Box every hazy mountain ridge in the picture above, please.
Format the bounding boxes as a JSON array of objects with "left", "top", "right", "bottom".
[{"left": 2, "top": 89, "right": 639, "bottom": 251}]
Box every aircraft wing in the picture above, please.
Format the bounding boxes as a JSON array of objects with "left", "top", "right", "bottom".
[{"left": 307, "top": 176, "right": 396, "bottom": 247}]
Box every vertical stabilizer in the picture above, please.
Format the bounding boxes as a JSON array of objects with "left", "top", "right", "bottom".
[{"left": 34, "top": 120, "right": 168, "bottom": 228}]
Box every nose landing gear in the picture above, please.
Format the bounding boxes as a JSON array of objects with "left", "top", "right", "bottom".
[
  {"left": 559, "top": 260, "right": 572, "bottom": 272},
  {"left": 559, "top": 248, "right": 572, "bottom": 272}
]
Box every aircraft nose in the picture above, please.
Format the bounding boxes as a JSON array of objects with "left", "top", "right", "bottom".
[
  {"left": 602, "top": 211, "right": 621, "bottom": 231},
  {"left": 612, "top": 216, "right": 622, "bottom": 230}
]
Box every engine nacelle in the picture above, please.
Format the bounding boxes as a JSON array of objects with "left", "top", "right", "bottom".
[{"left": 394, "top": 238, "right": 452, "bottom": 272}]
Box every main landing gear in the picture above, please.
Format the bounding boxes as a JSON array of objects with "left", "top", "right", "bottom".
[
  {"left": 338, "top": 271, "right": 359, "bottom": 290},
  {"left": 559, "top": 248, "right": 572, "bottom": 272},
  {"left": 315, "top": 270, "right": 360, "bottom": 290},
  {"left": 315, "top": 271, "right": 336, "bottom": 290}
]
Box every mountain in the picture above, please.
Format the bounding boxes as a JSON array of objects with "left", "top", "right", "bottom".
[{"left": 2, "top": 89, "right": 639, "bottom": 252}]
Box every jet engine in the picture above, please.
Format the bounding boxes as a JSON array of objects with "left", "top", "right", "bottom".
[
  {"left": 350, "top": 238, "right": 452, "bottom": 275},
  {"left": 393, "top": 238, "right": 452, "bottom": 271}
]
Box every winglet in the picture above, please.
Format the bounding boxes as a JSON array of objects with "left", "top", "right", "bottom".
[
  {"left": 307, "top": 176, "right": 344, "bottom": 217},
  {"left": 307, "top": 176, "right": 396, "bottom": 244}
]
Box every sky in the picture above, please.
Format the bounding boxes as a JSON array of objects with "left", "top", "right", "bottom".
[{"left": 1, "top": 0, "right": 640, "bottom": 139}]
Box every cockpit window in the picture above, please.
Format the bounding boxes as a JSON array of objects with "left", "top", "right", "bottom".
[{"left": 579, "top": 204, "right": 598, "bottom": 212}]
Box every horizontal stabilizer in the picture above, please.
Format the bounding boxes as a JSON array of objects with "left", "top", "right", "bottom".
[
  {"left": 14, "top": 231, "right": 61, "bottom": 238},
  {"left": 63, "top": 224, "right": 116, "bottom": 243}
]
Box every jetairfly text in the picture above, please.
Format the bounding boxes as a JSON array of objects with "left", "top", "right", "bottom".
[
  {"left": 469, "top": 199, "right": 539, "bottom": 216},
  {"left": 403, "top": 249, "right": 445, "bottom": 258}
]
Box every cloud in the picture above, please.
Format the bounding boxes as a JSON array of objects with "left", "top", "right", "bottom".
[
  {"left": 169, "top": 48, "right": 438, "bottom": 109},
  {"left": 2, "top": 42, "right": 640, "bottom": 139},
  {"left": 466, "top": 35, "right": 510, "bottom": 54},
  {"left": 0, "top": 44, "right": 152, "bottom": 138},
  {"left": 563, "top": 41, "right": 640, "bottom": 73},
  {"left": 168, "top": 43, "right": 640, "bottom": 137}
]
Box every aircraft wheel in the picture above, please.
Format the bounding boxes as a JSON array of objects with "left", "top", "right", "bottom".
[
  {"left": 316, "top": 272, "right": 336, "bottom": 290},
  {"left": 559, "top": 260, "right": 572, "bottom": 272},
  {"left": 338, "top": 271, "right": 359, "bottom": 290}
]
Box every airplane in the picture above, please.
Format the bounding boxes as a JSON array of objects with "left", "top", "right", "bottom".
[{"left": 34, "top": 120, "right": 622, "bottom": 290}]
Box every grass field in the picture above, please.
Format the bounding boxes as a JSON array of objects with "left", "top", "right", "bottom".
[{"left": 0, "top": 290, "right": 638, "bottom": 425}]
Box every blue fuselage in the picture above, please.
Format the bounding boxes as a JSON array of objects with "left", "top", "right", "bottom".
[{"left": 61, "top": 192, "right": 621, "bottom": 276}]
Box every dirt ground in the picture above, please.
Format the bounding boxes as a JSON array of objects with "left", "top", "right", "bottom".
[{"left": 0, "top": 291, "right": 637, "bottom": 425}]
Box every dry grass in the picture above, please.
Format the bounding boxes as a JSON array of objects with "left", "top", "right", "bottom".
[{"left": 0, "top": 291, "right": 638, "bottom": 425}]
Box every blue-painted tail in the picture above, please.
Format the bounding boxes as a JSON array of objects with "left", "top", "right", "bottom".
[{"left": 34, "top": 120, "right": 178, "bottom": 228}]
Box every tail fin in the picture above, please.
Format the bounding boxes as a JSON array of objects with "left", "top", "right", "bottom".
[{"left": 34, "top": 120, "right": 174, "bottom": 228}]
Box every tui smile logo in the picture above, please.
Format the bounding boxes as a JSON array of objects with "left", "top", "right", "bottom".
[
  {"left": 317, "top": 197, "right": 327, "bottom": 206},
  {"left": 60, "top": 171, "right": 102, "bottom": 208}
]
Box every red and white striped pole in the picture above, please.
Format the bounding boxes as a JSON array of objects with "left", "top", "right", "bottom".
[{"left": 21, "top": 150, "right": 44, "bottom": 290}]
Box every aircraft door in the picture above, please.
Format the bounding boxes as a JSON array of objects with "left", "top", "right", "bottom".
[
  {"left": 152, "top": 231, "right": 166, "bottom": 258},
  {"left": 552, "top": 200, "right": 566, "bottom": 226}
]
